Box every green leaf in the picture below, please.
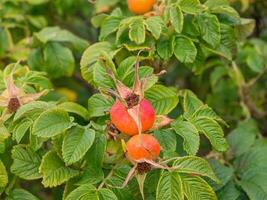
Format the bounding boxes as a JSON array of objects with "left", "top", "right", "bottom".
[
  {"left": 62, "top": 126, "right": 95, "bottom": 165},
  {"left": 234, "top": 145, "right": 267, "bottom": 175},
  {"left": 171, "top": 120, "right": 199, "bottom": 155},
  {"left": 88, "top": 94, "right": 114, "bottom": 118},
  {"left": 154, "top": 129, "right": 177, "bottom": 152},
  {"left": 216, "top": 181, "right": 240, "bottom": 200},
  {"left": 0, "top": 122, "right": 10, "bottom": 140},
  {"left": 180, "top": 174, "right": 217, "bottom": 200},
  {"left": 117, "top": 56, "right": 136, "bottom": 81},
  {"left": 11, "top": 145, "right": 42, "bottom": 180},
  {"left": 0, "top": 160, "right": 8, "bottom": 188},
  {"left": 0, "top": 27, "right": 11, "bottom": 56},
  {"left": 204, "top": 0, "right": 229, "bottom": 9},
  {"left": 98, "top": 188, "right": 118, "bottom": 200},
  {"left": 79, "top": 134, "right": 107, "bottom": 185},
  {"left": 65, "top": 184, "right": 98, "bottom": 200},
  {"left": 32, "top": 108, "right": 73, "bottom": 138},
  {"left": 80, "top": 42, "right": 117, "bottom": 85},
  {"left": 240, "top": 180, "right": 267, "bottom": 200},
  {"left": 179, "top": 0, "right": 203, "bottom": 14},
  {"left": 43, "top": 42, "right": 75, "bottom": 78},
  {"left": 227, "top": 119, "right": 259, "bottom": 157},
  {"left": 129, "top": 18, "right": 146, "bottom": 44},
  {"left": 173, "top": 156, "right": 219, "bottom": 182},
  {"left": 14, "top": 101, "right": 51, "bottom": 121},
  {"left": 156, "top": 37, "right": 174, "bottom": 60},
  {"left": 170, "top": 5, "right": 184, "bottom": 33},
  {"left": 156, "top": 171, "right": 183, "bottom": 200},
  {"left": 182, "top": 90, "right": 203, "bottom": 119},
  {"left": 208, "top": 159, "right": 234, "bottom": 190},
  {"left": 93, "top": 61, "right": 115, "bottom": 89},
  {"left": 174, "top": 36, "right": 197, "bottom": 63},
  {"left": 210, "top": 6, "right": 240, "bottom": 24},
  {"left": 6, "top": 188, "right": 39, "bottom": 200},
  {"left": 235, "top": 18, "right": 255, "bottom": 40},
  {"left": 58, "top": 102, "right": 90, "bottom": 120},
  {"left": 39, "top": 151, "right": 79, "bottom": 187},
  {"left": 192, "top": 105, "right": 226, "bottom": 126},
  {"left": 145, "top": 85, "right": 179, "bottom": 115},
  {"left": 197, "top": 13, "right": 221, "bottom": 48},
  {"left": 145, "top": 16, "right": 164, "bottom": 39},
  {"left": 246, "top": 50, "right": 265, "bottom": 73},
  {"left": 13, "top": 119, "right": 32, "bottom": 143},
  {"left": 33, "top": 26, "right": 88, "bottom": 52},
  {"left": 192, "top": 117, "right": 228, "bottom": 152},
  {"left": 100, "top": 16, "right": 122, "bottom": 40}
]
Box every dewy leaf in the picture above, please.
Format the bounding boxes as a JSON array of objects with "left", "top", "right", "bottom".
[
  {"left": 43, "top": 42, "right": 75, "bottom": 78},
  {"left": 88, "top": 94, "right": 114, "bottom": 118},
  {"left": 62, "top": 126, "right": 95, "bottom": 165},
  {"left": 6, "top": 188, "right": 40, "bottom": 200},
  {"left": 180, "top": 174, "right": 217, "bottom": 200},
  {"left": 173, "top": 156, "right": 219, "bottom": 183},
  {"left": 145, "top": 85, "right": 179, "bottom": 115},
  {"left": 197, "top": 13, "right": 221, "bottom": 48},
  {"left": 129, "top": 18, "right": 146, "bottom": 44},
  {"left": 65, "top": 184, "right": 98, "bottom": 200},
  {"left": 58, "top": 102, "right": 90, "bottom": 120},
  {"left": 145, "top": 16, "right": 164, "bottom": 39},
  {"left": 179, "top": 0, "right": 203, "bottom": 14},
  {"left": 170, "top": 5, "right": 184, "bottom": 33},
  {"left": 227, "top": 119, "right": 259, "bottom": 157},
  {"left": 174, "top": 36, "right": 197, "bottom": 63},
  {"left": 39, "top": 151, "right": 79, "bottom": 188},
  {"left": 192, "top": 117, "right": 228, "bottom": 152},
  {"left": 171, "top": 120, "right": 200, "bottom": 155},
  {"left": 0, "top": 160, "right": 8, "bottom": 188},
  {"left": 156, "top": 171, "right": 183, "bottom": 200},
  {"left": 32, "top": 108, "right": 73, "bottom": 138},
  {"left": 11, "top": 145, "right": 42, "bottom": 180}
]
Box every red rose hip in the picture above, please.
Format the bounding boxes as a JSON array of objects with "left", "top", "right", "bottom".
[
  {"left": 126, "top": 134, "right": 160, "bottom": 162},
  {"left": 110, "top": 99, "right": 155, "bottom": 136}
]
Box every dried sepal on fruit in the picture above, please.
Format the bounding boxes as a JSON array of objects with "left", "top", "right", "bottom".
[
  {"left": 108, "top": 56, "right": 156, "bottom": 136},
  {"left": 106, "top": 55, "right": 172, "bottom": 136},
  {"left": 0, "top": 68, "right": 47, "bottom": 114}
]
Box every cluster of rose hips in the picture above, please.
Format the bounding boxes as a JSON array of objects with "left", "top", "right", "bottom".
[{"left": 107, "top": 65, "right": 161, "bottom": 172}]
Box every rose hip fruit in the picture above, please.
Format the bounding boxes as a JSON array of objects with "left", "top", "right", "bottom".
[
  {"left": 110, "top": 99, "right": 155, "bottom": 136},
  {"left": 128, "top": 0, "right": 156, "bottom": 15},
  {"left": 126, "top": 134, "right": 160, "bottom": 162}
]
